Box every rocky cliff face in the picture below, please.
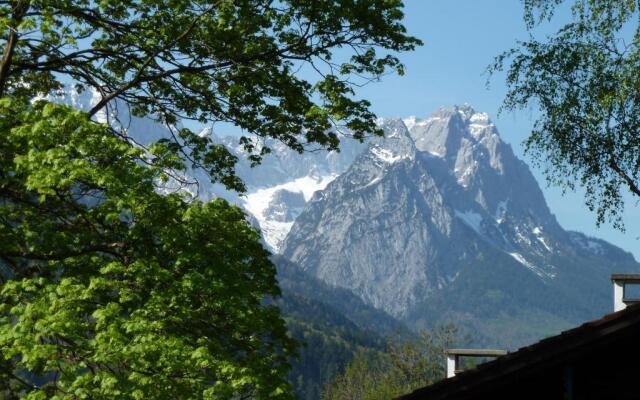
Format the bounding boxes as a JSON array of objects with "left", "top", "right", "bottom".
[{"left": 281, "top": 105, "right": 639, "bottom": 347}]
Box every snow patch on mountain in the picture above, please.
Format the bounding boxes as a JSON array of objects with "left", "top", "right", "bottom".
[
  {"left": 244, "top": 174, "right": 338, "bottom": 251},
  {"left": 403, "top": 116, "right": 443, "bottom": 131},
  {"left": 508, "top": 252, "right": 555, "bottom": 279},
  {"left": 371, "top": 147, "right": 404, "bottom": 164},
  {"left": 533, "top": 227, "right": 553, "bottom": 252}
]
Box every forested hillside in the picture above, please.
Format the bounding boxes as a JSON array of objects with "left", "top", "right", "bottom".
[{"left": 274, "top": 257, "right": 412, "bottom": 399}]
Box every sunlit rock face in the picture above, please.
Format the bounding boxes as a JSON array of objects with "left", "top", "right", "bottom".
[{"left": 282, "top": 105, "right": 639, "bottom": 347}]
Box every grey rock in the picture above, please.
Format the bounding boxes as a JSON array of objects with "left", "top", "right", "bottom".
[
  {"left": 264, "top": 189, "right": 307, "bottom": 222},
  {"left": 282, "top": 105, "right": 640, "bottom": 347}
]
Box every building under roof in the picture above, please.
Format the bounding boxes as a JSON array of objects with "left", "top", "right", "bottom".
[{"left": 397, "top": 275, "right": 640, "bottom": 400}]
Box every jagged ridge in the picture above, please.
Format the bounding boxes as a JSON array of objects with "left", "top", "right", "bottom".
[{"left": 281, "top": 105, "right": 640, "bottom": 348}]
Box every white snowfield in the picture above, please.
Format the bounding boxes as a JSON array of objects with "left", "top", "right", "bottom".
[{"left": 243, "top": 174, "right": 338, "bottom": 251}]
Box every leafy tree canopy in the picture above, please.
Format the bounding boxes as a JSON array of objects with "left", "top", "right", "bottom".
[
  {"left": 0, "top": 98, "right": 296, "bottom": 399},
  {"left": 491, "top": 0, "right": 640, "bottom": 229},
  {"left": 1, "top": 0, "right": 421, "bottom": 191},
  {"left": 0, "top": 1, "right": 420, "bottom": 397}
]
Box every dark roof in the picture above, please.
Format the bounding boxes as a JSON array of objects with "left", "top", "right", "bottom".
[
  {"left": 446, "top": 349, "right": 507, "bottom": 357},
  {"left": 611, "top": 273, "right": 640, "bottom": 282},
  {"left": 397, "top": 303, "right": 640, "bottom": 400}
]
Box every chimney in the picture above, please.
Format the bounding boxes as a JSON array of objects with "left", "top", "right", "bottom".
[
  {"left": 445, "top": 349, "right": 507, "bottom": 378},
  {"left": 611, "top": 274, "right": 640, "bottom": 312}
]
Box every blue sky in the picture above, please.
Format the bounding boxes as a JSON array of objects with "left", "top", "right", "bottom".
[{"left": 357, "top": 0, "right": 640, "bottom": 258}]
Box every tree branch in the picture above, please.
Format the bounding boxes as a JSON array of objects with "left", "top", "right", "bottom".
[
  {"left": 0, "top": 1, "right": 30, "bottom": 96},
  {"left": 608, "top": 155, "right": 640, "bottom": 197},
  {"left": 87, "top": 3, "right": 218, "bottom": 117}
]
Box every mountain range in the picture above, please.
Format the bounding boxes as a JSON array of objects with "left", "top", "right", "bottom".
[
  {"left": 50, "top": 88, "right": 640, "bottom": 398},
  {"left": 281, "top": 105, "right": 639, "bottom": 346}
]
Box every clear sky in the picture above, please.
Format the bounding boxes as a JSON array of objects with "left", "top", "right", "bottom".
[{"left": 355, "top": 0, "right": 640, "bottom": 259}]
